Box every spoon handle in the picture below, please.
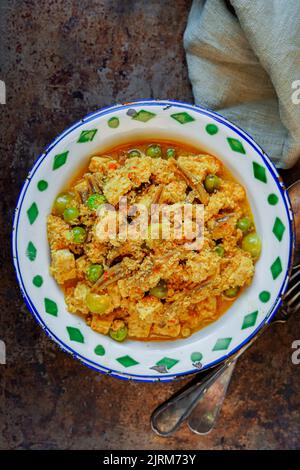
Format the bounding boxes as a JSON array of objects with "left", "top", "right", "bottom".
[
  {"left": 187, "top": 360, "right": 236, "bottom": 434},
  {"left": 151, "top": 361, "right": 231, "bottom": 436},
  {"left": 151, "top": 323, "right": 269, "bottom": 437}
]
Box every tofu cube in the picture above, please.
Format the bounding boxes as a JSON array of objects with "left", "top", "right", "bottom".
[{"left": 50, "top": 249, "right": 76, "bottom": 284}]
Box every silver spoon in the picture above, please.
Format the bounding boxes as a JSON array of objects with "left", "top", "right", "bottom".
[{"left": 151, "top": 180, "right": 299, "bottom": 437}]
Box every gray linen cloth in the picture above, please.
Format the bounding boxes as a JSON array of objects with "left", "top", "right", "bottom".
[{"left": 184, "top": 0, "right": 300, "bottom": 168}]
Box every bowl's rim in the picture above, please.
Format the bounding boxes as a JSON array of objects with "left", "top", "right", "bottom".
[{"left": 12, "top": 99, "right": 295, "bottom": 382}]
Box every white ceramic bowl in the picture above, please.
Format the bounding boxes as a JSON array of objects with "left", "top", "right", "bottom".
[{"left": 12, "top": 100, "right": 294, "bottom": 382}]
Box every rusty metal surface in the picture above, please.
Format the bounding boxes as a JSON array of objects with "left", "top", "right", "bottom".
[{"left": 0, "top": 0, "right": 300, "bottom": 450}]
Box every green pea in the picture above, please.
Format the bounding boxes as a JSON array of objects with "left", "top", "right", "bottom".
[
  {"left": 128, "top": 149, "right": 141, "bottom": 158},
  {"left": 150, "top": 280, "right": 168, "bottom": 299},
  {"left": 204, "top": 174, "right": 221, "bottom": 194},
  {"left": 242, "top": 232, "right": 262, "bottom": 259},
  {"left": 86, "top": 193, "right": 107, "bottom": 211},
  {"left": 109, "top": 325, "right": 128, "bottom": 342},
  {"left": 223, "top": 286, "right": 240, "bottom": 298},
  {"left": 63, "top": 207, "right": 79, "bottom": 223},
  {"left": 53, "top": 192, "right": 74, "bottom": 215},
  {"left": 86, "top": 264, "right": 104, "bottom": 283},
  {"left": 86, "top": 293, "right": 111, "bottom": 314},
  {"left": 214, "top": 244, "right": 225, "bottom": 257},
  {"left": 166, "top": 148, "right": 176, "bottom": 159},
  {"left": 237, "top": 217, "right": 252, "bottom": 233},
  {"left": 71, "top": 226, "right": 87, "bottom": 244},
  {"left": 146, "top": 144, "right": 162, "bottom": 158}
]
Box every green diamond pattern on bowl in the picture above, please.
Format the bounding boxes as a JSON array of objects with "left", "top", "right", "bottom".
[
  {"left": 108, "top": 117, "right": 119, "bottom": 128},
  {"left": 26, "top": 241, "right": 37, "bottom": 261},
  {"left": 44, "top": 298, "right": 58, "bottom": 316},
  {"left": 94, "top": 345, "right": 105, "bottom": 356},
  {"left": 77, "top": 129, "right": 97, "bottom": 143},
  {"left": 27, "top": 203, "right": 39, "bottom": 225},
  {"left": 132, "top": 110, "right": 156, "bottom": 122},
  {"left": 253, "top": 161, "right": 267, "bottom": 183},
  {"left": 271, "top": 257, "right": 283, "bottom": 280},
  {"left": 37, "top": 180, "right": 48, "bottom": 191},
  {"left": 205, "top": 123, "right": 218, "bottom": 135},
  {"left": 213, "top": 337, "right": 232, "bottom": 351},
  {"left": 171, "top": 112, "right": 195, "bottom": 124},
  {"left": 191, "top": 352, "right": 203, "bottom": 362},
  {"left": 32, "top": 275, "right": 43, "bottom": 287},
  {"left": 272, "top": 217, "right": 285, "bottom": 241},
  {"left": 227, "top": 137, "right": 246, "bottom": 154},
  {"left": 117, "top": 355, "right": 139, "bottom": 368},
  {"left": 241, "top": 311, "right": 258, "bottom": 330},
  {"left": 155, "top": 357, "right": 179, "bottom": 370},
  {"left": 53, "top": 151, "right": 68, "bottom": 170},
  {"left": 268, "top": 193, "right": 278, "bottom": 205},
  {"left": 67, "top": 326, "right": 84, "bottom": 343},
  {"left": 259, "top": 291, "right": 271, "bottom": 303}
]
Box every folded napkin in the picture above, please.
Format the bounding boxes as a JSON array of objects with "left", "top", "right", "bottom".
[{"left": 184, "top": 0, "right": 300, "bottom": 168}]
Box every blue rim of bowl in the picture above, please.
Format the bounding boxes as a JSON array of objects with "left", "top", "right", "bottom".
[{"left": 12, "top": 99, "right": 295, "bottom": 383}]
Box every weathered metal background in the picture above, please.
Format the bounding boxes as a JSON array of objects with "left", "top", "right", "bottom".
[{"left": 0, "top": 0, "right": 299, "bottom": 450}]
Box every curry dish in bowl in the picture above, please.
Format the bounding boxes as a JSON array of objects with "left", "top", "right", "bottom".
[{"left": 47, "top": 141, "right": 261, "bottom": 342}]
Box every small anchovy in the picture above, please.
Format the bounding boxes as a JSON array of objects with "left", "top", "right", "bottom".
[
  {"left": 88, "top": 174, "right": 101, "bottom": 193},
  {"left": 147, "top": 185, "right": 163, "bottom": 223},
  {"left": 214, "top": 213, "right": 235, "bottom": 224},
  {"left": 150, "top": 365, "right": 168, "bottom": 374},
  {"left": 126, "top": 108, "right": 137, "bottom": 117},
  {"left": 192, "top": 361, "right": 203, "bottom": 370},
  {"left": 91, "top": 264, "right": 125, "bottom": 292},
  {"left": 169, "top": 158, "right": 209, "bottom": 205},
  {"left": 84, "top": 175, "right": 94, "bottom": 194},
  {"left": 76, "top": 188, "right": 89, "bottom": 203}
]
